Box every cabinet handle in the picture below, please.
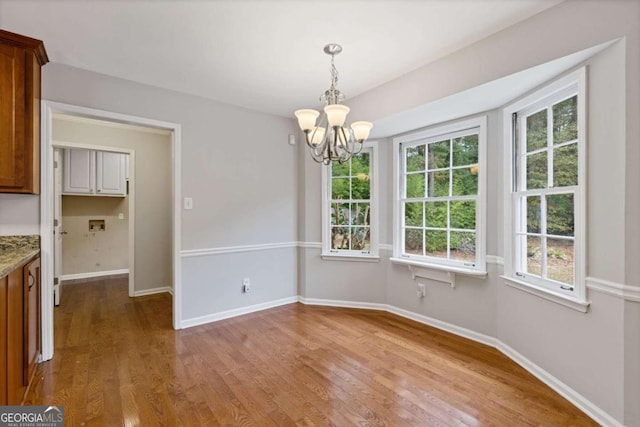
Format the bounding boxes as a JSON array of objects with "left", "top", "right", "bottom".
[{"left": 28, "top": 272, "right": 35, "bottom": 289}]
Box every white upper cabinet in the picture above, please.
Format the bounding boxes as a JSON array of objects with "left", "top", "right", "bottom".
[
  {"left": 96, "top": 151, "right": 126, "bottom": 195},
  {"left": 63, "top": 148, "right": 127, "bottom": 196}
]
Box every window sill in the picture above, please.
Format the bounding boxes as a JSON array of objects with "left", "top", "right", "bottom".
[
  {"left": 321, "top": 253, "right": 380, "bottom": 263},
  {"left": 390, "top": 257, "right": 487, "bottom": 288},
  {"left": 501, "top": 275, "right": 590, "bottom": 313}
]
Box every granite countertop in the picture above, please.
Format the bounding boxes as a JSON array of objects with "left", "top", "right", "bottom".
[{"left": 0, "top": 235, "right": 40, "bottom": 278}]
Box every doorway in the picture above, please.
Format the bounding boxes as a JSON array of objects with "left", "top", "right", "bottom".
[
  {"left": 41, "top": 101, "right": 182, "bottom": 362},
  {"left": 53, "top": 143, "right": 135, "bottom": 303}
]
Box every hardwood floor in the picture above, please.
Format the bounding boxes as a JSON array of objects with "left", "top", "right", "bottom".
[{"left": 25, "top": 277, "right": 597, "bottom": 426}]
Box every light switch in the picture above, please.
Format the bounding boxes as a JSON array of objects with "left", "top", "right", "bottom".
[
  {"left": 184, "top": 197, "right": 193, "bottom": 210},
  {"left": 118, "top": 213, "right": 125, "bottom": 220}
]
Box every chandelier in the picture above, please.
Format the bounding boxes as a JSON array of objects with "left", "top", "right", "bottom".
[{"left": 294, "top": 44, "right": 373, "bottom": 165}]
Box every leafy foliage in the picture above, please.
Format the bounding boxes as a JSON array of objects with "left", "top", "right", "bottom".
[
  {"left": 403, "top": 135, "right": 478, "bottom": 258},
  {"left": 330, "top": 152, "right": 371, "bottom": 251}
]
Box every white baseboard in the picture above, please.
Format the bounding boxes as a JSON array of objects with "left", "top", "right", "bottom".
[
  {"left": 497, "top": 342, "right": 623, "bottom": 427},
  {"left": 298, "top": 297, "right": 387, "bottom": 311},
  {"left": 297, "top": 297, "right": 619, "bottom": 427},
  {"left": 133, "top": 286, "right": 173, "bottom": 297},
  {"left": 180, "top": 296, "right": 299, "bottom": 329},
  {"left": 60, "top": 269, "right": 129, "bottom": 281}
]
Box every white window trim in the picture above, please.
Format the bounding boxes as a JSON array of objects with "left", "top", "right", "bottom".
[
  {"left": 502, "top": 67, "right": 589, "bottom": 310},
  {"left": 392, "top": 116, "right": 487, "bottom": 276},
  {"left": 321, "top": 141, "right": 379, "bottom": 260}
]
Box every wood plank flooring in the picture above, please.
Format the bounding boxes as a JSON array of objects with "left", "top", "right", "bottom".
[{"left": 24, "top": 277, "right": 597, "bottom": 426}]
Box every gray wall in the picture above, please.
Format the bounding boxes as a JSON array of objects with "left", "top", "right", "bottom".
[
  {"left": 61, "top": 194, "right": 129, "bottom": 275},
  {"left": 299, "top": 2, "right": 639, "bottom": 425},
  {"left": 41, "top": 63, "right": 299, "bottom": 317}
]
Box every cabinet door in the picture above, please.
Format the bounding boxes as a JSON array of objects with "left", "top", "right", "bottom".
[
  {"left": 6, "top": 268, "right": 24, "bottom": 404},
  {"left": 24, "top": 257, "right": 40, "bottom": 385},
  {"left": 96, "top": 151, "right": 126, "bottom": 195},
  {"left": 63, "top": 148, "right": 95, "bottom": 194},
  {"left": 0, "top": 43, "right": 27, "bottom": 190}
]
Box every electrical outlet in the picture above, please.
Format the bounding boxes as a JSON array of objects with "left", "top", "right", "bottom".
[
  {"left": 417, "top": 283, "right": 426, "bottom": 298},
  {"left": 242, "top": 278, "right": 251, "bottom": 293}
]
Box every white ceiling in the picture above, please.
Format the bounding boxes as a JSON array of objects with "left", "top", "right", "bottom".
[{"left": 0, "top": 0, "right": 562, "bottom": 118}]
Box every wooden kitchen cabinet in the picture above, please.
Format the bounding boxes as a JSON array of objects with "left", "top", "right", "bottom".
[
  {"left": 0, "top": 253, "right": 40, "bottom": 405},
  {"left": 6, "top": 267, "right": 25, "bottom": 404},
  {"left": 0, "top": 30, "right": 48, "bottom": 194},
  {"left": 24, "top": 256, "right": 40, "bottom": 386}
]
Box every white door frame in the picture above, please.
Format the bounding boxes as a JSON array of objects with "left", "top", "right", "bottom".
[
  {"left": 53, "top": 141, "right": 136, "bottom": 298},
  {"left": 41, "top": 100, "right": 183, "bottom": 361}
]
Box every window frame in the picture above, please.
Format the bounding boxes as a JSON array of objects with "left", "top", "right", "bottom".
[
  {"left": 502, "top": 67, "right": 588, "bottom": 309},
  {"left": 321, "top": 141, "right": 379, "bottom": 260},
  {"left": 392, "top": 116, "right": 487, "bottom": 275}
]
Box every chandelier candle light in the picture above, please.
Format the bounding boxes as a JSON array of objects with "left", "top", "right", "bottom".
[{"left": 294, "top": 44, "right": 373, "bottom": 165}]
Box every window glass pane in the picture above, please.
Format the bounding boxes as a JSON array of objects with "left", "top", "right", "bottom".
[
  {"left": 547, "top": 194, "right": 574, "bottom": 237},
  {"left": 452, "top": 134, "right": 478, "bottom": 167},
  {"left": 351, "top": 227, "right": 370, "bottom": 251},
  {"left": 452, "top": 167, "right": 478, "bottom": 196},
  {"left": 450, "top": 201, "right": 476, "bottom": 230},
  {"left": 526, "top": 196, "right": 541, "bottom": 234},
  {"left": 526, "top": 109, "right": 547, "bottom": 152},
  {"left": 331, "top": 227, "right": 350, "bottom": 250},
  {"left": 425, "top": 201, "right": 447, "bottom": 228},
  {"left": 526, "top": 236, "right": 542, "bottom": 276},
  {"left": 427, "top": 171, "right": 449, "bottom": 197},
  {"left": 553, "top": 144, "right": 578, "bottom": 187},
  {"left": 404, "top": 202, "right": 423, "bottom": 227},
  {"left": 553, "top": 95, "right": 578, "bottom": 144},
  {"left": 332, "top": 178, "right": 350, "bottom": 199},
  {"left": 332, "top": 161, "right": 349, "bottom": 177},
  {"left": 352, "top": 203, "right": 370, "bottom": 226},
  {"left": 406, "top": 173, "right": 425, "bottom": 198},
  {"left": 404, "top": 229, "right": 423, "bottom": 255},
  {"left": 547, "top": 238, "right": 574, "bottom": 285},
  {"left": 450, "top": 231, "right": 475, "bottom": 262},
  {"left": 425, "top": 230, "right": 447, "bottom": 258},
  {"left": 351, "top": 174, "right": 370, "bottom": 200},
  {"left": 351, "top": 152, "right": 370, "bottom": 176},
  {"left": 526, "top": 152, "right": 547, "bottom": 189},
  {"left": 406, "top": 145, "right": 425, "bottom": 172},
  {"left": 331, "top": 203, "right": 350, "bottom": 225},
  {"left": 428, "top": 140, "right": 450, "bottom": 170}
]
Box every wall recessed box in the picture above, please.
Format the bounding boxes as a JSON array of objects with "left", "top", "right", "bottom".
[{"left": 89, "top": 219, "right": 105, "bottom": 231}]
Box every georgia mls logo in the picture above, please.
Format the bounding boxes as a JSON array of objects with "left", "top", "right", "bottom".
[{"left": 0, "top": 405, "right": 64, "bottom": 426}]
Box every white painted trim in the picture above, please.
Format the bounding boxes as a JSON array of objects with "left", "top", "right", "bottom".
[
  {"left": 40, "top": 100, "right": 182, "bottom": 361},
  {"left": 298, "top": 241, "right": 322, "bottom": 249},
  {"left": 133, "top": 287, "right": 173, "bottom": 297},
  {"left": 60, "top": 269, "right": 129, "bottom": 281},
  {"left": 180, "top": 296, "right": 299, "bottom": 328},
  {"left": 321, "top": 141, "right": 380, "bottom": 258},
  {"left": 502, "top": 275, "right": 590, "bottom": 312},
  {"left": 379, "top": 243, "right": 393, "bottom": 252},
  {"left": 497, "top": 342, "right": 624, "bottom": 427},
  {"left": 320, "top": 254, "right": 380, "bottom": 263},
  {"left": 502, "top": 68, "right": 587, "bottom": 303},
  {"left": 587, "top": 277, "right": 640, "bottom": 302},
  {"left": 181, "top": 241, "right": 298, "bottom": 257},
  {"left": 390, "top": 256, "right": 488, "bottom": 278},
  {"left": 298, "top": 297, "right": 387, "bottom": 311},
  {"left": 486, "top": 255, "right": 504, "bottom": 265},
  {"left": 297, "top": 297, "right": 617, "bottom": 426}
]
